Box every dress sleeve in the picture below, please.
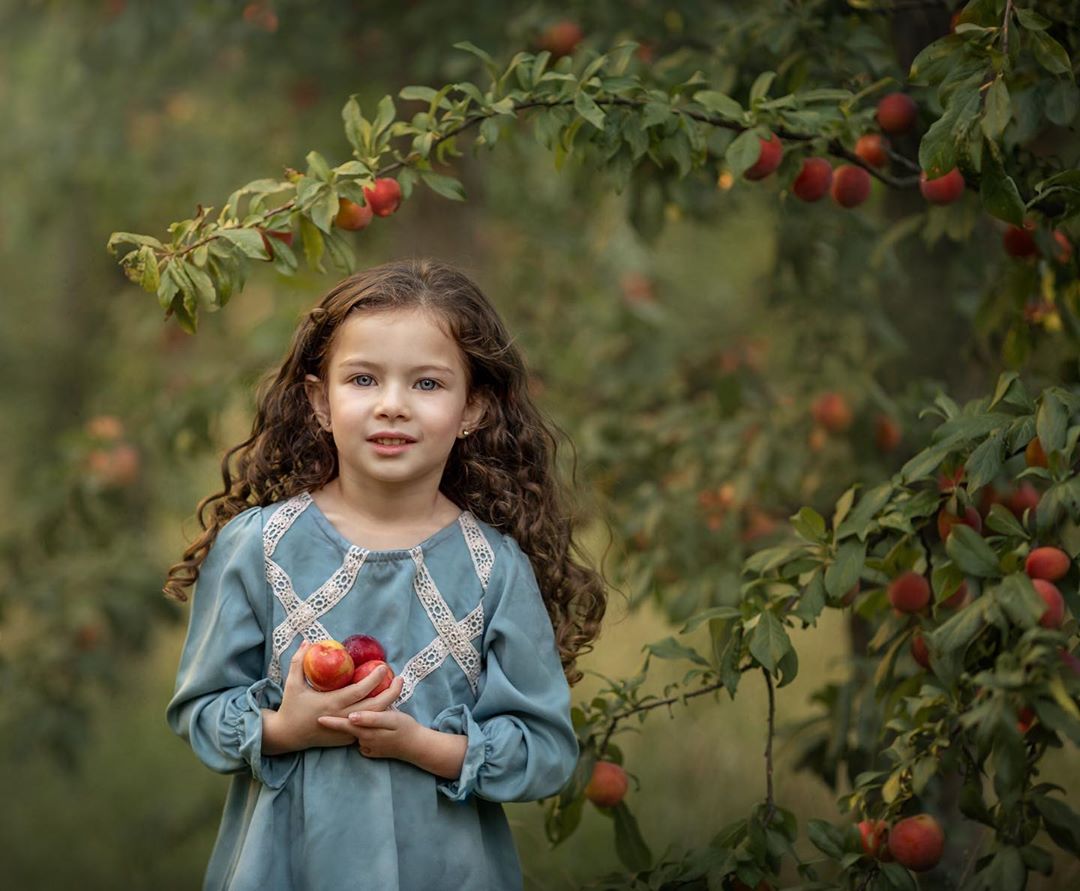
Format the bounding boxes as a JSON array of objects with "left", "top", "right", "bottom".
[
  {"left": 430, "top": 535, "right": 579, "bottom": 803},
  {"left": 165, "top": 506, "right": 298, "bottom": 789}
]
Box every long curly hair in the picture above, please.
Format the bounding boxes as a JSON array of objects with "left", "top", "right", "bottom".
[{"left": 163, "top": 258, "right": 606, "bottom": 686}]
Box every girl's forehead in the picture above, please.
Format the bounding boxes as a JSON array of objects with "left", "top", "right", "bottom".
[{"left": 328, "top": 308, "right": 463, "bottom": 367}]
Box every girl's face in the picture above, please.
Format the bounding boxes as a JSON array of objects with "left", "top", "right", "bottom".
[{"left": 304, "top": 308, "right": 483, "bottom": 496}]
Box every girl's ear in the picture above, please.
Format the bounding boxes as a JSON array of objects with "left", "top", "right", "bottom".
[
  {"left": 461, "top": 391, "right": 488, "bottom": 435},
  {"left": 304, "top": 373, "right": 332, "bottom": 432}
]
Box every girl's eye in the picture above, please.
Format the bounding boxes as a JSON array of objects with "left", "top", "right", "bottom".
[
  {"left": 416, "top": 378, "right": 441, "bottom": 391},
  {"left": 351, "top": 374, "right": 375, "bottom": 386}
]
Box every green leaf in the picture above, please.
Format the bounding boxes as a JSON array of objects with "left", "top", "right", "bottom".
[
  {"left": 806, "top": 819, "right": 846, "bottom": 859},
  {"left": 749, "top": 611, "right": 791, "bottom": 673},
  {"left": 946, "top": 524, "right": 1001, "bottom": 577},
  {"left": 725, "top": 129, "right": 763, "bottom": 178},
  {"left": 642, "top": 636, "right": 710, "bottom": 667},
  {"left": 305, "top": 151, "right": 332, "bottom": 182},
  {"left": 965, "top": 430, "right": 1006, "bottom": 491},
  {"left": 792, "top": 507, "right": 827, "bottom": 542},
  {"left": 299, "top": 216, "right": 324, "bottom": 273},
  {"left": 612, "top": 803, "right": 653, "bottom": 872},
  {"left": 106, "top": 231, "right": 163, "bottom": 254},
  {"left": 1028, "top": 30, "right": 1071, "bottom": 75},
  {"left": 420, "top": 171, "right": 466, "bottom": 202},
  {"left": 909, "top": 36, "right": 957, "bottom": 84},
  {"left": 399, "top": 85, "right": 439, "bottom": 103},
  {"left": 994, "top": 574, "right": 1048, "bottom": 628},
  {"left": 1037, "top": 391, "right": 1068, "bottom": 452},
  {"left": 1013, "top": 7, "right": 1050, "bottom": 30},
  {"left": 453, "top": 41, "right": 500, "bottom": 82},
  {"left": 1046, "top": 78, "right": 1079, "bottom": 127},
  {"left": 832, "top": 486, "right": 857, "bottom": 532},
  {"left": 837, "top": 482, "right": 894, "bottom": 540},
  {"left": 695, "top": 90, "right": 744, "bottom": 120},
  {"left": 749, "top": 71, "right": 776, "bottom": 104},
  {"left": 918, "top": 106, "right": 960, "bottom": 175},
  {"left": 981, "top": 77, "right": 1011, "bottom": 140},
  {"left": 825, "top": 540, "right": 866, "bottom": 599},
  {"left": 980, "top": 144, "right": 1025, "bottom": 225},
  {"left": 985, "top": 504, "right": 1027, "bottom": 538},
  {"left": 137, "top": 245, "right": 160, "bottom": 293},
  {"left": 216, "top": 227, "right": 269, "bottom": 260},
  {"left": 343, "top": 96, "right": 368, "bottom": 153},
  {"left": 310, "top": 188, "right": 338, "bottom": 234},
  {"left": 680, "top": 606, "right": 741, "bottom": 635},
  {"left": 1033, "top": 793, "right": 1080, "bottom": 856},
  {"left": 573, "top": 91, "right": 606, "bottom": 130},
  {"left": 792, "top": 571, "right": 826, "bottom": 625},
  {"left": 929, "top": 595, "right": 987, "bottom": 656}
]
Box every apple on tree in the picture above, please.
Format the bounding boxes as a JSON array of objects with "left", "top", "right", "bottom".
[{"left": 585, "top": 760, "right": 628, "bottom": 808}]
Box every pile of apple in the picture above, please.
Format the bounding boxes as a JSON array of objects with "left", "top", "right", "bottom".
[
  {"left": 302, "top": 634, "right": 395, "bottom": 696},
  {"left": 859, "top": 813, "right": 944, "bottom": 872}
]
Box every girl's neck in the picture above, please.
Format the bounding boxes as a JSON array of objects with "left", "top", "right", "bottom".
[{"left": 314, "top": 475, "right": 460, "bottom": 532}]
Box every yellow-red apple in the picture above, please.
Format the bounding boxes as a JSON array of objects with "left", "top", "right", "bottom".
[
  {"left": 335, "top": 198, "right": 373, "bottom": 231},
  {"left": 303, "top": 640, "right": 355, "bottom": 691},
  {"left": 1025, "top": 547, "right": 1070, "bottom": 582},
  {"left": 585, "top": 760, "right": 629, "bottom": 807},
  {"left": 744, "top": 133, "right": 783, "bottom": 181},
  {"left": 1031, "top": 579, "right": 1065, "bottom": 629},
  {"left": 887, "top": 814, "right": 944, "bottom": 872},
  {"left": 362, "top": 178, "right": 402, "bottom": 217},
  {"left": 352, "top": 659, "right": 394, "bottom": 696}
]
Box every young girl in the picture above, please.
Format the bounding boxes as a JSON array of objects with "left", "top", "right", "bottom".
[{"left": 164, "top": 258, "right": 606, "bottom": 891}]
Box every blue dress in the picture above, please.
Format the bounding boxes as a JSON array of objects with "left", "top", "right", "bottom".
[{"left": 166, "top": 491, "right": 579, "bottom": 890}]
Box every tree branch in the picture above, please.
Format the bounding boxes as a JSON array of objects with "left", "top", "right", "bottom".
[{"left": 764, "top": 667, "right": 776, "bottom": 824}]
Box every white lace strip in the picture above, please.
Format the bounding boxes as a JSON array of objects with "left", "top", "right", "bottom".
[
  {"left": 393, "top": 602, "right": 484, "bottom": 708},
  {"left": 459, "top": 512, "right": 494, "bottom": 591},
  {"left": 264, "top": 495, "right": 368, "bottom": 684},
  {"left": 409, "top": 547, "right": 482, "bottom": 695},
  {"left": 264, "top": 491, "right": 311, "bottom": 557}
]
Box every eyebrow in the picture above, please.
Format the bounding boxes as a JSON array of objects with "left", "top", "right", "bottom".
[{"left": 338, "top": 359, "right": 456, "bottom": 376}]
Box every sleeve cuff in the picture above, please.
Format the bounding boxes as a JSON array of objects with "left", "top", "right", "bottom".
[
  {"left": 430, "top": 703, "right": 488, "bottom": 801},
  {"left": 233, "top": 677, "right": 300, "bottom": 789}
]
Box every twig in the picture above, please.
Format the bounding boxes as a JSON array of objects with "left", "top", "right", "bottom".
[
  {"left": 1002, "top": 0, "right": 1014, "bottom": 57},
  {"left": 764, "top": 668, "right": 776, "bottom": 824}
]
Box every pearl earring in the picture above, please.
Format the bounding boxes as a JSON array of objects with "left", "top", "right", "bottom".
[{"left": 461, "top": 429, "right": 470, "bottom": 437}]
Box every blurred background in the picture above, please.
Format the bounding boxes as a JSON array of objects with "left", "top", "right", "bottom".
[{"left": 2, "top": 1, "right": 1078, "bottom": 888}]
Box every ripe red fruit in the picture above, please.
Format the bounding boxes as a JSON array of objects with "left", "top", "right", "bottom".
[
  {"left": 1060, "top": 649, "right": 1080, "bottom": 676},
  {"left": 1026, "top": 437, "right": 1049, "bottom": 468},
  {"left": 811, "top": 392, "right": 853, "bottom": 433},
  {"left": 876, "top": 93, "right": 918, "bottom": 134},
  {"left": 830, "top": 165, "right": 872, "bottom": 208},
  {"left": 85, "top": 415, "right": 125, "bottom": 441},
  {"left": 1025, "top": 547, "right": 1070, "bottom": 582},
  {"left": 1031, "top": 579, "right": 1066, "bottom": 629},
  {"left": 342, "top": 634, "right": 386, "bottom": 666},
  {"left": 1052, "top": 230, "right": 1072, "bottom": 264},
  {"left": 1005, "top": 482, "right": 1040, "bottom": 518},
  {"left": 335, "top": 198, "right": 374, "bottom": 231},
  {"left": 363, "top": 178, "right": 403, "bottom": 217},
  {"left": 874, "top": 415, "right": 902, "bottom": 452},
  {"left": 854, "top": 134, "right": 889, "bottom": 169},
  {"left": 858, "top": 819, "right": 891, "bottom": 859},
  {"left": 303, "top": 640, "right": 355, "bottom": 692},
  {"left": 351, "top": 659, "right": 394, "bottom": 697},
  {"left": 919, "top": 168, "right": 965, "bottom": 205},
  {"left": 1017, "top": 706, "right": 1036, "bottom": 734},
  {"left": 259, "top": 228, "right": 295, "bottom": 256},
  {"left": 744, "top": 133, "right": 783, "bottom": 181},
  {"left": 585, "top": 760, "right": 629, "bottom": 807},
  {"left": 937, "top": 466, "right": 965, "bottom": 492},
  {"left": 888, "top": 814, "right": 944, "bottom": 872},
  {"left": 792, "top": 157, "right": 833, "bottom": 202},
  {"left": 888, "top": 571, "right": 931, "bottom": 614},
  {"left": 1003, "top": 223, "right": 1038, "bottom": 259},
  {"left": 537, "top": 20, "right": 583, "bottom": 57},
  {"left": 911, "top": 631, "right": 931, "bottom": 669},
  {"left": 86, "top": 443, "right": 141, "bottom": 488},
  {"left": 937, "top": 505, "right": 982, "bottom": 542}
]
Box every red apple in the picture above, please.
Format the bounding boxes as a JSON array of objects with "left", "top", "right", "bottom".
[
  {"left": 585, "top": 760, "right": 629, "bottom": 807},
  {"left": 876, "top": 93, "right": 917, "bottom": 134},
  {"left": 303, "top": 640, "right": 355, "bottom": 692},
  {"left": 1025, "top": 547, "right": 1070, "bottom": 582},
  {"left": 351, "top": 659, "right": 394, "bottom": 697},
  {"left": 335, "top": 198, "right": 374, "bottom": 231},
  {"left": 1031, "top": 579, "right": 1066, "bottom": 629},
  {"left": 811, "top": 392, "right": 853, "bottom": 433},
  {"left": 744, "top": 133, "right": 783, "bottom": 181},
  {"left": 86, "top": 442, "right": 141, "bottom": 488},
  {"left": 854, "top": 134, "right": 889, "bottom": 169},
  {"left": 940, "top": 580, "right": 969, "bottom": 610},
  {"left": 831, "top": 165, "right": 872, "bottom": 208},
  {"left": 911, "top": 631, "right": 931, "bottom": 669},
  {"left": 343, "top": 634, "right": 387, "bottom": 666},
  {"left": 874, "top": 415, "right": 902, "bottom": 452},
  {"left": 85, "top": 415, "right": 125, "bottom": 441},
  {"left": 792, "top": 157, "right": 833, "bottom": 202},
  {"left": 937, "top": 505, "right": 982, "bottom": 542},
  {"left": 537, "top": 20, "right": 583, "bottom": 57},
  {"left": 858, "top": 819, "right": 891, "bottom": 859},
  {"left": 1005, "top": 482, "right": 1040, "bottom": 518},
  {"left": 363, "top": 178, "right": 402, "bottom": 217},
  {"left": 1017, "top": 706, "right": 1036, "bottom": 734},
  {"left": 919, "top": 168, "right": 965, "bottom": 205},
  {"left": 888, "top": 814, "right": 944, "bottom": 872},
  {"left": 1003, "top": 223, "right": 1038, "bottom": 259},
  {"left": 1052, "top": 230, "right": 1072, "bottom": 264},
  {"left": 1026, "top": 437, "right": 1049, "bottom": 468},
  {"left": 888, "top": 571, "right": 931, "bottom": 614}
]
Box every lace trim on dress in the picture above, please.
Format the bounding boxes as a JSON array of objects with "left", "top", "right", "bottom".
[
  {"left": 408, "top": 547, "right": 482, "bottom": 696},
  {"left": 264, "top": 495, "right": 368, "bottom": 684},
  {"left": 458, "top": 512, "right": 494, "bottom": 591},
  {"left": 393, "top": 602, "right": 484, "bottom": 708}
]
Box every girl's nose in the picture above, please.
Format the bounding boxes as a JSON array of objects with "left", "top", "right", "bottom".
[{"left": 375, "top": 384, "right": 410, "bottom": 419}]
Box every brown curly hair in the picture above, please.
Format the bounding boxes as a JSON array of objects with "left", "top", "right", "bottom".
[{"left": 163, "top": 258, "right": 606, "bottom": 686}]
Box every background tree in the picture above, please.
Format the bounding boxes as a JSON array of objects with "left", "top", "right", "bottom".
[{"left": 3, "top": 1, "right": 1079, "bottom": 888}]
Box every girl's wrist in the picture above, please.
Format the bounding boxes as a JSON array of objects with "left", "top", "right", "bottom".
[{"left": 261, "top": 708, "right": 294, "bottom": 755}]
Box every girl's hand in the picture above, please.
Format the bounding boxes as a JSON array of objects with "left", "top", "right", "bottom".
[
  {"left": 262, "top": 642, "right": 402, "bottom": 755},
  {"left": 316, "top": 704, "right": 423, "bottom": 762}
]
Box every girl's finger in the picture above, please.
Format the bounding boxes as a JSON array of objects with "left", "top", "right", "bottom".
[{"left": 317, "top": 715, "right": 353, "bottom": 733}]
